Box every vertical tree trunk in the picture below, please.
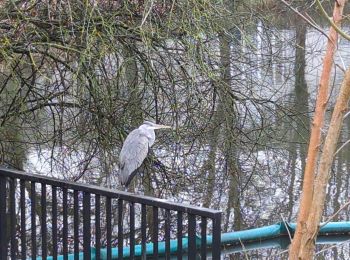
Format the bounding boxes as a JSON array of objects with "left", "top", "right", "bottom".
[
  {"left": 299, "top": 66, "right": 350, "bottom": 259},
  {"left": 123, "top": 45, "right": 143, "bottom": 126},
  {"left": 294, "top": 19, "right": 309, "bottom": 175},
  {"left": 287, "top": 140, "right": 297, "bottom": 221},
  {"left": 219, "top": 29, "right": 243, "bottom": 230},
  {"left": 202, "top": 123, "right": 220, "bottom": 208},
  {"left": 225, "top": 163, "right": 243, "bottom": 231},
  {"left": 289, "top": 1, "right": 345, "bottom": 258},
  {"left": 288, "top": 18, "right": 309, "bottom": 221}
]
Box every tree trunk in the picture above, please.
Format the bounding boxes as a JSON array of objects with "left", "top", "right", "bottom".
[
  {"left": 289, "top": 1, "right": 345, "bottom": 258},
  {"left": 287, "top": 18, "right": 309, "bottom": 221},
  {"left": 225, "top": 161, "right": 243, "bottom": 231},
  {"left": 299, "top": 66, "right": 350, "bottom": 259},
  {"left": 202, "top": 123, "right": 219, "bottom": 208},
  {"left": 287, "top": 139, "right": 297, "bottom": 221},
  {"left": 294, "top": 19, "right": 309, "bottom": 175},
  {"left": 123, "top": 45, "right": 143, "bottom": 127}
]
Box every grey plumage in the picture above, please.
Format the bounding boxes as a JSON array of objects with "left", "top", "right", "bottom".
[{"left": 118, "top": 121, "right": 171, "bottom": 186}]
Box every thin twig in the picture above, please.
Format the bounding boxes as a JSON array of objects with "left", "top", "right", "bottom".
[
  {"left": 140, "top": 0, "right": 154, "bottom": 27},
  {"left": 334, "top": 138, "right": 350, "bottom": 155},
  {"left": 281, "top": 215, "right": 293, "bottom": 242},
  {"left": 321, "top": 199, "right": 350, "bottom": 227}
]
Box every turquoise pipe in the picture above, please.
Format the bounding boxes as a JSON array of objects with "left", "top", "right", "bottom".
[
  {"left": 32, "top": 222, "right": 350, "bottom": 259},
  {"left": 99, "top": 238, "right": 190, "bottom": 259},
  {"left": 211, "top": 223, "right": 286, "bottom": 245},
  {"left": 288, "top": 221, "right": 350, "bottom": 234},
  {"left": 34, "top": 250, "right": 94, "bottom": 260}
]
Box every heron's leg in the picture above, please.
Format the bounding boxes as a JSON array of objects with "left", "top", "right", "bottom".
[
  {"left": 142, "top": 158, "right": 155, "bottom": 196},
  {"left": 124, "top": 168, "right": 139, "bottom": 189}
]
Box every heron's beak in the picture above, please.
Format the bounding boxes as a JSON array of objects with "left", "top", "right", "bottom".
[{"left": 154, "top": 124, "right": 172, "bottom": 129}]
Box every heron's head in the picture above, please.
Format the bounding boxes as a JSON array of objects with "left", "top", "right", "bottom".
[{"left": 142, "top": 121, "right": 172, "bottom": 130}]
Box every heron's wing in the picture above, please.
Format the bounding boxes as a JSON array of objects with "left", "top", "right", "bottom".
[{"left": 118, "top": 129, "right": 150, "bottom": 185}]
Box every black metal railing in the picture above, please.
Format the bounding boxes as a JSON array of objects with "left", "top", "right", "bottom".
[{"left": 0, "top": 167, "right": 222, "bottom": 259}]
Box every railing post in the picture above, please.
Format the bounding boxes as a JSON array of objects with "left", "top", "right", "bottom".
[
  {"left": 118, "top": 199, "right": 123, "bottom": 260},
  {"left": 212, "top": 212, "right": 222, "bottom": 259},
  {"left": 201, "top": 217, "right": 207, "bottom": 259},
  {"left": 130, "top": 202, "right": 135, "bottom": 259},
  {"left": 74, "top": 190, "right": 80, "bottom": 260},
  {"left": 106, "top": 197, "right": 112, "bottom": 260},
  {"left": 165, "top": 209, "right": 171, "bottom": 259},
  {"left": 177, "top": 211, "right": 183, "bottom": 260},
  {"left": 52, "top": 186, "right": 58, "bottom": 259},
  {"left": 10, "top": 178, "right": 16, "bottom": 259},
  {"left": 41, "top": 184, "right": 47, "bottom": 260},
  {"left": 0, "top": 176, "right": 7, "bottom": 260},
  {"left": 141, "top": 204, "right": 147, "bottom": 260},
  {"left": 20, "top": 180, "right": 26, "bottom": 260},
  {"left": 95, "top": 194, "right": 101, "bottom": 260},
  {"left": 152, "top": 206, "right": 159, "bottom": 258},
  {"left": 188, "top": 214, "right": 196, "bottom": 259},
  {"left": 83, "top": 192, "right": 91, "bottom": 260},
  {"left": 62, "top": 187, "right": 68, "bottom": 260},
  {"left": 31, "top": 182, "right": 37, "bottom": 259}
]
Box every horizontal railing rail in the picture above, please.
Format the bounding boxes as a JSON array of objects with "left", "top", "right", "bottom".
[{"left": 0, "top": 167, "right": 222, "bottom": 259}]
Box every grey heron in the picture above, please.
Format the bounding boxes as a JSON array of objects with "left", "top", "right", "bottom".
[{"left": 118, "top": 121, "right": 171, "bottom": 186}]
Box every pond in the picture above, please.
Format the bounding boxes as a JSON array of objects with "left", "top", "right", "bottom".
[{"left": 20, "top": 22, "right": 350, "bottom": 259}]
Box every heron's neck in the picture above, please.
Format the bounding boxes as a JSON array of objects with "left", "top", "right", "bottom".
[{"left": 139, "top": 126, "right": 156, "bottom": 145}]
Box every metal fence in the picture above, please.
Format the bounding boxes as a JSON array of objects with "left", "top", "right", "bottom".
[{"left": 0, "top": 167, "right": 221, "bottom": 259}]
